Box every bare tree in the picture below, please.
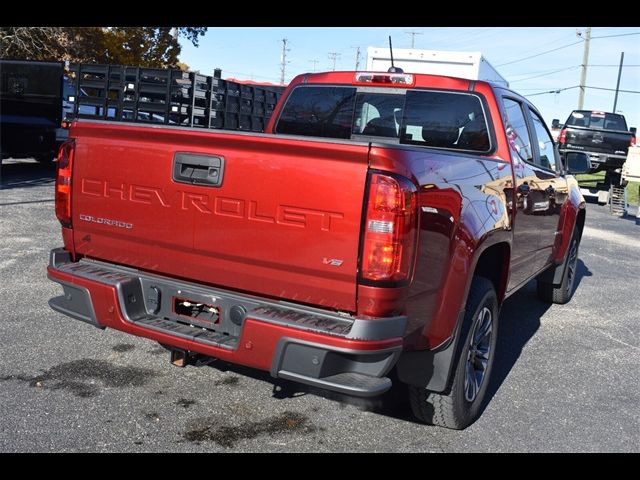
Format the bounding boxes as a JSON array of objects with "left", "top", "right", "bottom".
[
  {"left": 0, "top": 27, "right": 208, "bottom": 68},
  {"left": 0, "top": 27, "right": 68, "bottom": 60}
]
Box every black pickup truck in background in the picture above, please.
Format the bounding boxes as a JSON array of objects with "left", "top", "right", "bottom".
[
  {"left": 0, "top": 60, "right": 63, "bottom": 165},
  {"left": 557, "top": 110, "right": 636, "bottom": 174}
]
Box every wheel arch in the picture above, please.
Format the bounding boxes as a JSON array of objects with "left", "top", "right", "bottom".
[
  {"left": 470, "top": 241, "right": 511, "bottom": 306},
  {"left": 575, "top": 207, "right": 586, "bottom": 242},
  {"left": 396, "top": 240, "right": 509, "bottom": 393}
]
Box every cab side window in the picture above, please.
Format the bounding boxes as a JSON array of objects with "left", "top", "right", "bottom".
[
  {"left": 529, "top": 110, "right": 559, "bottom": 172},
  {"left": 502, "top": 98, "right": 533, "bottom": 163}
]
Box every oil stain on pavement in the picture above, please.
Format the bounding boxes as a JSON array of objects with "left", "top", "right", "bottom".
[
  {"left": 0, "top": 359, "right": 158, "bottom": 398},
  {"left": 175, "top": 398, "right": 197, "bottom": 408},
  {"left": 183, "top": 411, "right": 317, "bottom": 448},
  {"left": 213, "top": 376, "right": 239, "bottom": 386},
  {"left": 112, "top": 344, "right": 136, "bottom": 353}
]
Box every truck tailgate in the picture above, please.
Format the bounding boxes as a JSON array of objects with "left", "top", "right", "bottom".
[
  {"left": 565, "top": 126, "right": 631, "bottom": 155},
  {"left": 70, "top": 122, "right": 370, "bottom": 312}
]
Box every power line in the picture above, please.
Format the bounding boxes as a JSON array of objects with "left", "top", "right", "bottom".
[
  {"left": 591, "top": 32, "right": 640, "bottom": 39},
  {"left": 522, "top": 84, "right": 640, "bottom": 98},
  {"left": 591, "top": 27, "right": 620, "bottom": 33},
  {"left": 496, "top": 31, "right": 639, "bottom": 69},
  {"left": 509, "top": 63, "right": 640, "bottom": 78},
  {"left": 524, "top": 86, "right": 580, "bottom": 97},
  {"left": 506, "top": 30, "right": 580, "bottom": 58},
  {"left": 496, "top": 40, "right": 584, "bottom": 67},
  {"left": 518, "top": 87, "right": 565, "bottom": 91},
  {"left": 510, "top": 66, "right": 580, "bottom": 83},
  {"left": 510, "top": 65, "right": 579, "bottom": 77},
  {"left": 585, "top": 85, "right": 640, "bottom": 94}
]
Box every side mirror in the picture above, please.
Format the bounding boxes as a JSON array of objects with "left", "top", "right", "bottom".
[
  {"left": 631, "top": 127, "right": 636, "bottom": 135},
  {"left": 566, "top": 152, "right": 591, "bottom": 174},
  {"left": 551, "top": 119, "right": 560, "bottom": 129}
]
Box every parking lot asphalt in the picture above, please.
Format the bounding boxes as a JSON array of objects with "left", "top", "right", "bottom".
[{"left": 1, "top": 159, "right": 638, "bottom": 452}]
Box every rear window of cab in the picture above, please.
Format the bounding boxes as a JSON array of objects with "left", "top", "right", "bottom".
[
  {"left": 274, "top": 85, "right": 492, "bottom": 153},
  {"left": 566, "top": 110, "right": 628, "bottom": 131}
]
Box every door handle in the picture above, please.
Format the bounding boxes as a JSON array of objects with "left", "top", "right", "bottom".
[{"left": 172, "top": 153, "right": 225, "bottom": 187}]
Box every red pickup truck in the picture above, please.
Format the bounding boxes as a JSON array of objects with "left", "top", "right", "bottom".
[{"left": 48, "top": 70, "right": 589, "bottom": 429}]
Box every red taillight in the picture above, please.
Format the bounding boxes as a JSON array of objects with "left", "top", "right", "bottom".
[
  {"left": 558, "top": 128, "right": 567, "bottom": 145},
  {"left": 55, "top": 140, "right": 75, "bottom": 228},
  {"left": 359, "top": 172, "right": 418, "bottom": 285},
  {"left": 631, "top": 136, "right": 636, "bottom": 147}
]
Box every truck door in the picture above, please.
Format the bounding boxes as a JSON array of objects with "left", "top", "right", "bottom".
[
  {"left": 501, "top": 97, "right": 541, "bottom": 291},
  {"left": 525, "top": 107, "right": 566, "bottom": 272}
]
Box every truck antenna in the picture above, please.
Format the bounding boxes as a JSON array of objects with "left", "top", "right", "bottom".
[{"left": 388, "top": 36, "right": 404, "bottom": 73}]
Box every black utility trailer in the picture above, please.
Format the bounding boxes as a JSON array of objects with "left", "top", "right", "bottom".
[{"left": 1, "top": 59, "right": 63, "bottom": 163}]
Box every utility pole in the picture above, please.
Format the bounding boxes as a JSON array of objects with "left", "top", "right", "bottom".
[
  {"left": 405, "top": 30, "right": 422, "bottom": 49},
  {"left": 279, "top": 38, "right": 290, "bottom": 86},
  {"left": 351, "top": 46, "right": 361, "bottom": 70},
  {"left": 577, "top": 27, "right": 591, "bottom": 110},
  {"left": 328, "top": 52, "right": 341, "bottom": 71},
  {"left": 613, "top": 51, "right": 624, "bottom": 113},
  {"left": 309, "top": 59, "right": 319, "bottom": 72}
]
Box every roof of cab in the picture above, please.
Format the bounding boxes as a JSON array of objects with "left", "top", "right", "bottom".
[{"left": 287, "top": 70, "right": 501, "bottom": 92}]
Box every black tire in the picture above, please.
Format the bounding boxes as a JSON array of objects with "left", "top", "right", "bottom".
[
  {"left": 536, "top": 229, "right": 580, "bottom": 304},
  {"left": 408, "top": 277, "right": 498, "bottom": 430}
]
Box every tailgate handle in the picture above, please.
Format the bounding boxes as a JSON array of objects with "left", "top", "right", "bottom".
[{"left": 173, "top": 153, "right": 224, "bottom": 187}]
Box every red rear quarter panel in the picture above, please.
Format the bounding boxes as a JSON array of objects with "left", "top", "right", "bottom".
[{"left": 367, "top": 145, "right": 513, "bottom": 349}]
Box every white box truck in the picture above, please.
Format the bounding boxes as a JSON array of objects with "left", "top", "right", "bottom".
[{"left": 366, "top": 47, "right": 509, "bottom": 87}]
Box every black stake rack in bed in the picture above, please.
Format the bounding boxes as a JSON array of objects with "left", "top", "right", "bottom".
[{"left": 65, "top": 63, "right": 285, "bottom": 132}]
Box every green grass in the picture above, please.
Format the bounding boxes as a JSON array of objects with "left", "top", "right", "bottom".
[
  {"left": 628, "top": 181, "right": 640, "bottom": 206},
  {"left": 576, "top": 172, "right": 639, "bottom": 206},
  {"left": 575, "top": 172, "right": 605, "bottom": 184}
]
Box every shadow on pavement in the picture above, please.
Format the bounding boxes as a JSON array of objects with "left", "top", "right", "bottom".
[
  {"left": 0, "top": 159, "right": 56, "bottom": 191},
  {"left": 573, "top": 259, "right": 592, "bottom": 292},
  {"left": 620, "top": 207, "right": 640, "bottom": 225},
  {"left": 582, "top": 193, "right": 639, "bottom": 225},
  {"left": 195, "top": 260, "right": 592, "bottom": 425}
]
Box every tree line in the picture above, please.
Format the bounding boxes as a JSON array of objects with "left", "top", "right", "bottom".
[{"left": 0, "top": 27, "right": 207, "bottom": 69}]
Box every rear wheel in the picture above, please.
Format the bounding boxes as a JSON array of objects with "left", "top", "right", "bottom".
[
  {"left": 408, "top": 277, "right": 498, "bottom": 430},
  {"left": 537, "top": 229, "right": 580, "bottom": 304}
]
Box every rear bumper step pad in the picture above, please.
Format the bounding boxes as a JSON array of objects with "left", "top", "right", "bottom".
[{"left": 48, "top": 248, "right": 405, "bottom": 397}]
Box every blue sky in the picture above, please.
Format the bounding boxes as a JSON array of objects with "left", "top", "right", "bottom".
[{"left": 180, "top": 27, "right": 640, "bottom": 130}]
